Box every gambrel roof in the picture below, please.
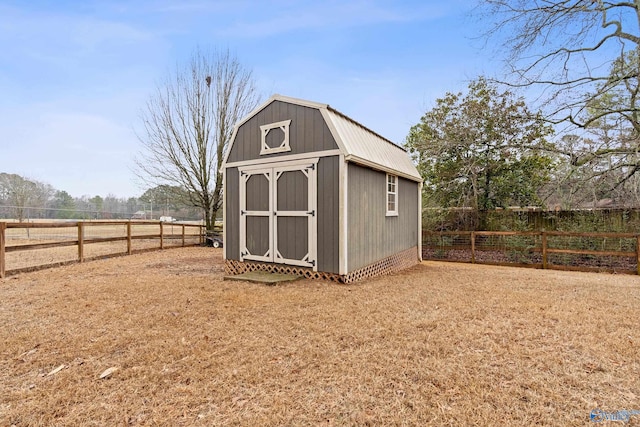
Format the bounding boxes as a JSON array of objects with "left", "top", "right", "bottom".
[{"left": 223, "top": 94, "right": 422, "bottom": 182}]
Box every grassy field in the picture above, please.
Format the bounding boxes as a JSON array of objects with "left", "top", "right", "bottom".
[{"left": 1, "top": 247, "right": 639, "bottom": 426}]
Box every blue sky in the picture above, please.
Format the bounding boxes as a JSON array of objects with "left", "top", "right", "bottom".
[{"left": 0, "top": 0, "right": 493, "bottom": 198}]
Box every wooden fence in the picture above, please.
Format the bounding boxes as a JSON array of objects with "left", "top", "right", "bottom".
[
  {"left": 3, "top": 223, "right": 639, "bottom": 278},
  {"left": 423, "top": 230, "right": 640, "bottom": 275},
  {"left": 0, "top": 220, "right": 205, "bottom": 278}
]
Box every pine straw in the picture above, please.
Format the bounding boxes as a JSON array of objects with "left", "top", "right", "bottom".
[{"left": 1, "top": 248, "right": 639, "bottom": 426}]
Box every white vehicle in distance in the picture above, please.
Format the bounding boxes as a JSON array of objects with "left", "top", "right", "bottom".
[{"left": 159, "top": 216, "right": 177, "bottom": 222}]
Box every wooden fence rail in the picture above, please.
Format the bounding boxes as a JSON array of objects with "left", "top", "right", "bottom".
[
  {"left": 3, "top": 224, "right": 638, "bottom": 278},
  {"left": 0, "top": 220, "right": 206, "bottom": 278},
  {"left": 423, "top": 230, "right": 640, "bottom": 275}
]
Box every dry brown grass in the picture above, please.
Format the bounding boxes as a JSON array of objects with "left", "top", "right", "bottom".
[{"left": 1, "top": 248, "right": 639, "bottom": 426}]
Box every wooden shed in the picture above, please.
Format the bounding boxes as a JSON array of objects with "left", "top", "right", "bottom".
[{"left": 221, "top": 94, "right": 422, "bottom": 283}]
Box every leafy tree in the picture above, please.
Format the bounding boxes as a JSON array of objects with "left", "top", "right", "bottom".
[
  {"left": 89, "top": 195, "right": 103, "bottom": 218},
  {"left": 51, "top": 190, "right": 76, "bottom": 219},
  {"left": 139, "top": 185, "right": 188, "bottom": 217},
  {"left": 406, "top": 78, "right": 555, "bottom": 227},
  {"left": 135, "top": 48, "right": 260, "bottom": 231}
]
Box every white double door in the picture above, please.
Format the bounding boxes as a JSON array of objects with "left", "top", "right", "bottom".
[{"left": 239, "top": 158, "right": 318, "bottom": 270}]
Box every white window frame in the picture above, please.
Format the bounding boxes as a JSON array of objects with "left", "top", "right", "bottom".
[
  {"left": 260, "top": 119, "right": 292, "bottom": 155},
  {"left": 386, "top": 173, "right": 398, "bottom": 216}
]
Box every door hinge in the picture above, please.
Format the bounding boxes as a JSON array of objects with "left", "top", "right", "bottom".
[
  {"left": 307, "top": 210, "right": 315, "bottom": 216},
  {"left": 241, "top": 210, "right": 246, "bottom": 216}
]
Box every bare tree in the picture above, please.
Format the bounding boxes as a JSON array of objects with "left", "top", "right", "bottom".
[
  {"left": 480, "top": 1, "right": 639, "bottom": 124},
  {"left": 479, "top": 0, "right": 640, "bottom": 201},
  {"left": 136, "top": 48, "right": 260, "bottom": 231},
  {"left": 0, "top": 173, "right": 53, "bottom": 221}
]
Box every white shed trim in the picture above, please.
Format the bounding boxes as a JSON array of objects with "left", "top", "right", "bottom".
[
  {"left": 260, "top": 119, "right": 292, "bottom": 155},
  {"left": 224, "top": 149, "right": 341, "bottom": 169},
  {"left": 344, "top": 154, "right": 420, "bottom": 183},
  {"left": 222, "top": 168, "right": 227, "bottom": 259},
  {"left": 238, "top": 157, "right": 319, "bottom": 271},
  {"left": 418, "top": 181, "right": 423, "bottom": 261},
  {"left": 338, "top": 154, "right": 347, "bottom": 275},
  {"left": 319, "top": 108, "right": 348, "bottom": 155}
]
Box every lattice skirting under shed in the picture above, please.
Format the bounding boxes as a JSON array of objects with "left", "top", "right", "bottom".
[
  {"left": 224, "top": 246, "right": 419, "bottom": 284},
  {"left": 341, "top": 246, "right": 419, "bottom": 283}
]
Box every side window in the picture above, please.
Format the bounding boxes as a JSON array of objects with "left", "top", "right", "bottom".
[{"left": 386, "top": 174, "right": 398, "bottom": 216}]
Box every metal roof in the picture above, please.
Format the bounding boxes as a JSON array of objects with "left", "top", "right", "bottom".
[
  {"left": 226, "top": 94, "right": 423, "bottom": 182},
  {"left": 322, "top": 106, "right": 422, "bottom": 182}
]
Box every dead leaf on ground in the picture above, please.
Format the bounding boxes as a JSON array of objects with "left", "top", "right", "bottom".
[
  {"left": 99, "top": 367, "right": 118, "bottom": 379},
  {"left": 46, "top": 364, "right": 65, "bottom": 376}
]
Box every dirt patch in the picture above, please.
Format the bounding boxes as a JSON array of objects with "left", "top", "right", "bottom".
[{"left": 1, "top": 248, "right": 639, "bottom": 426}]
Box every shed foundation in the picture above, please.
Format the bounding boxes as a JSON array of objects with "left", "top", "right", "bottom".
[{"left": 225, "top": 246, "right": 419, "bottom": 284}]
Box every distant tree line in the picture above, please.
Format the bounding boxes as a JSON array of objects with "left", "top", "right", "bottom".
[{"left": 0, "top": 173, "right": 205, "bottom": 222}]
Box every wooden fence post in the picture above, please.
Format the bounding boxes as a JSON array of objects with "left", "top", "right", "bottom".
[
  {"left": 0, "top": 222, "right": 6, "bottom": 278},
  {"left": 471, "top": 231, "right": 476, "bottom": 263},
  {"left": 636, "top": 235, "right": 640, "bottom": 276},
  {"left": 127, "top": 221, "right": 132, "bottom": 255},
  {"left": 181, "top": 224, "right": 185, "bottom": 247},
  {"left": 78, "top": 222, "right": 84, "bottom": 263},
  {"left": 160, "top": 222, "right": 164, "bottom": 250},
  {"left": 542, "top": 232, "right": 547, "bottom": 269}
]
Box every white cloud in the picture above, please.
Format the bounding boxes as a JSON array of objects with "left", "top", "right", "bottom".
[{"left": 0, "top": 4, "right": 156, "bottom": 69}]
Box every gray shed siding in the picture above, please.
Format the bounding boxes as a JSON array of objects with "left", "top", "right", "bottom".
[
  {"left": 246, "top": 217, "right": 270, "bottom": 255},
  {"left": 277, "top": 217, "right": 308, "bottom": 260},
  {"left": 347, "top": 163, "right": 418, "bottom": 271},
  {"left": 224, "top": 156, "right": 339, "bottom": 273},
  {"left": 276, "top": 170, "right": 308, "bottom": 211},
  {"left": 226, "top": 101, "right": 338, "bottom": 163},
  {"left": 316, "top": 156, "right": 339, "bottom": 273},
  {"left": 225, "top": 167, "right": 240, "bottom": 260}
]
